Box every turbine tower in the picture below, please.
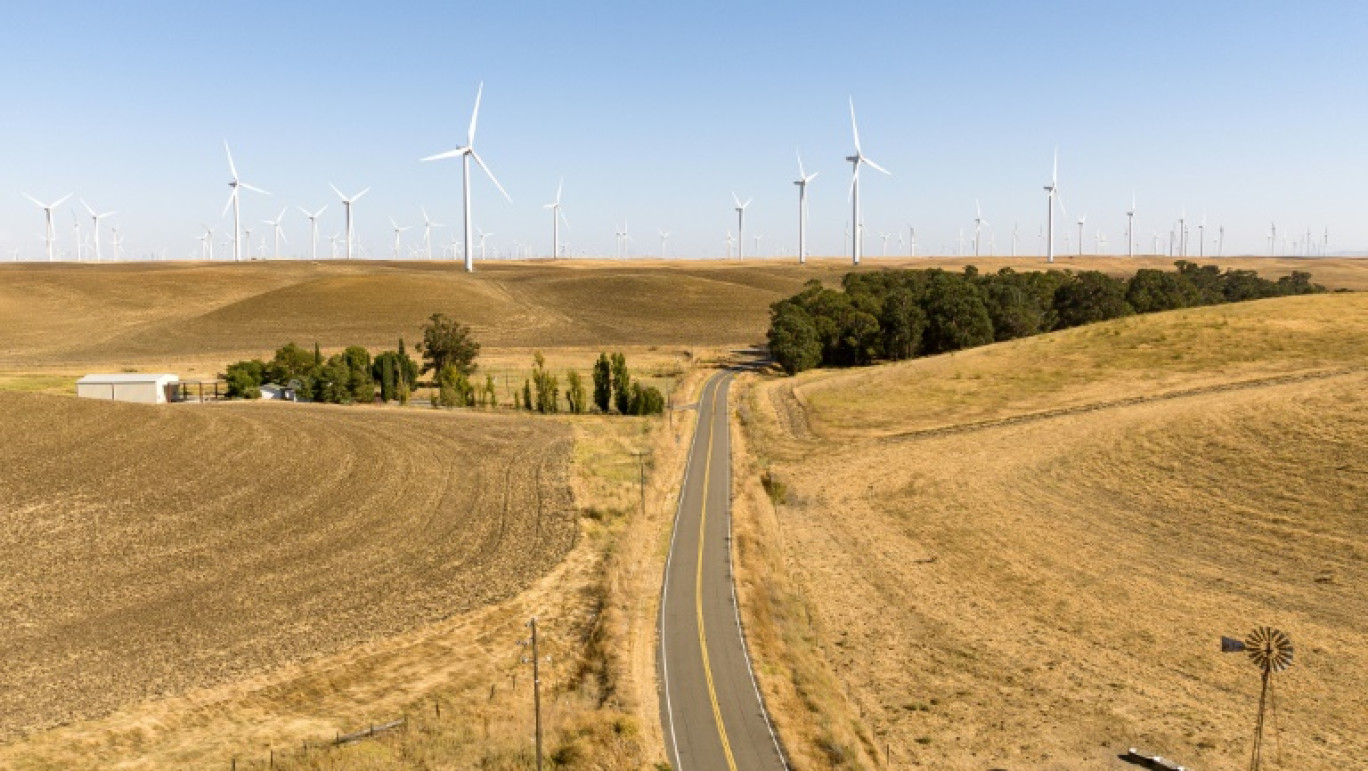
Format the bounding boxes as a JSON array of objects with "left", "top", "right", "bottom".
[
  {"left": 732, "top": 192, "right": 752, "bottom": 259},
  {"left": 544, "top": 178, "right": 568, "bottom": 259},
  {"left": 658, "top": 229, "right": 671, "bottom": 258},
  {"left": 222, "top": 142, "right": 270, "bottom": 263},
  {"left": 420, "top": 82, "right": 511, "bottom": 272},
  {"left": 1198, "top": 214, "right": 1206, "bottom": 259},
  {"left": 794, "top": 150, "right": 818, "bottom": 264},
  {"left": 23, "top": 193, "right": 72, "bottom": 262},
  {"left": 1076, "top": 215, "right": 1087, "bottom": 257},
  {"left": 388, "top": 216, "right": 409, "bottom": 258},
  {"left": 264, "top": 208, "right": 288, "bottom": 259},
  {"left": 1043, "top": 149, "right": 1066, "bottom": 263},
  {"left": 477, "top": 227, "right": 493, "bottom": 260},
  {"left": 1126, "top": 193, "right": 1136, "bottom": 258},
  {"left": 330, "top": 184, "right": 370, "bottom": 260},
  {"left": 845, "top": 98, "right": 891, "bottom": 265},
  {"left": 973, "top": 199, "right": 988, "bottom": 257},
  {"left": 421, "top": 206, "right": 443, "bottom": 259},
  {"left": 81, "top": 199, "right": 116, "bottom": 262},
  {"left": 298, "top": 205, "right": 327, "bottom": 260}
]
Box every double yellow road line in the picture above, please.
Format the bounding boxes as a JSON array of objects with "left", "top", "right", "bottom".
[{"left": 694, "top": 380, "right": 737, "bottom": 770}]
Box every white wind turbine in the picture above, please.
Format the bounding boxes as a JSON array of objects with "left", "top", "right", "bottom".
[
  {"left": 477, "top": 227, "right": 493, "bottom": 260},
  {"left": 264, "top": 207, "right": 288, "bottom": 259},
  {"left": 1012, "top": 223, "right": 1019, "bottom": 258},
  {"left": 82, "top": 200, "right": 116, "bottom": 262},
  {"left": 23, "top": 192, "right": 72, "bottom": 262},
  {"left": 793, "top": 150, "right": 818, "bottom": 264},
  {"left": 973, "top": 199, "right": 988, "bottom": 257},
  {"left": 1042, "top": 149, "right": 1067, "bottom": 263},
  {"left": 1126, "top": 193, "right": 1136, "bottom": 257},
  {"left": 420, "top": 81, "right": 511, "bottom": 272},
  {"left": 845, "top": 98, "right": 891, "bottom": 265},
  {"left": 298, "top": 205, "right": 327, "bottom": 260},
  {"left": 330, "top": 184, "right": 370, "bottom": 260},
  {"left": 1076, "top": 214, "right": 1087, "bottom": 257},
  {"left": 222, "top": 141, "right": 270, "bottom": 263},
  {"left": 71, "top": 211, "right": 84, "bottom": 261},
  {"left": 754, "top": 233, "right": 764, "bottom": 255},
  {"left": 658, "top": 229, "right": 671, "bottom": 258},
  {"left": 202, "top": 225, "right": 216, "bottom": 260},
  {"left": 879, "top": 232, "right": 892, "bottom": 258},
  {"left": 1198, "top": 214, "right": 1207, "bottom": 258},
  {"left": 725, "top": 230, "right": 735, "bottom": 259},
  {"left": 388, "top": 217, "right": 410, "bottom": 258},
  {"left": 195, "top": 231, "right": 209, "bottom": 259},
  {"left": 732, "top": 192, "right": 752, "bottom": 259},
  {"left": 544, "top": 178, "right": 568, "bottom": 258},
  {"left": 421, "top": 206, "right": 443, "bottom": 259}
]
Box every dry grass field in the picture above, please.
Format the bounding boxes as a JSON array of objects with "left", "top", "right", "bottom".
[
  {"left": 738, "top": 291, "right": 1368, "bottom": 769},
  {"left": 0, "top": 394, "right": 574, "bottom": 743}
]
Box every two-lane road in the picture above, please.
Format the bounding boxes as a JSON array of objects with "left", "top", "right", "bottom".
[{"left": 660, "top": 371, "right": 786, "bottom": 771}]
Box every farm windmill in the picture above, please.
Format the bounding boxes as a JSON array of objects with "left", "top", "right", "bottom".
[{"left": 1221, "top": 626, "right": 1294, "bottom": 771}]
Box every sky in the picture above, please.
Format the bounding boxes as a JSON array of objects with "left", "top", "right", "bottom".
[{"left": 1, "top": 1, "right": 1365, "bottom": 262}]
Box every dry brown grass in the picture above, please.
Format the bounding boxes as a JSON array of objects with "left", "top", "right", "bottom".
[{"left": 738, "top": 291, "right": 1368, "bottom": 769}]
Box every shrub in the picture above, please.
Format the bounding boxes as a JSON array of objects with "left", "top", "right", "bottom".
[{"left": 223, "top": 359, "right": 265, "bottom": 399}]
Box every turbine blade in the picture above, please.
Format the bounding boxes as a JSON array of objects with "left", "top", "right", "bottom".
[
  {"left": 744, "top": 198, "right": 753, "bottom": 208},
  {"left": 559, "top": 209, "right": 569, "bottom": 227},
  {"left": 862, "top": 157, "right": 891, "bottom": 175},
  {"left": 22, "top": 193, "right": 43, "bottom": 208},
  {"left": 556, "top": 177, "right": 563, "bottom": 205},
  {"left": 298, "top": 206, "right": 312, "bottom": 217},
  {"left": 330, "top": 183, "right": 345, "bottom": 200},
  {"left": 53, "top": 193, "right": 73, "bottom": 208},
  {"left": 353, "top": 187, "right": 371, "bottom": 202},
  {"left": 223, "top": 189, "right": 237, "bottom": 218},
  {"left": 225, "top": 140, "right": 238, "bottom": 180},
  {"left": 241, "top": 183, "right": 271, "bottom": 195},
  {"left": 797, "top": 149, "right": 807, "bottom": 179},
  {"left": 390, "top": 217, "right": 399, "bottom": 229},
  {"left": 732, "top": 191, "right": 742, "bottom": 208},
  {"left": 849, "top": 97, "right": 862, "bottom": 154},
  {"left": 467, "top": 81, "right": 483, "bottom": 146},
  {"left": 807, "top": 171, "right": 819, "bottom": 182},
  {"left": 82, "top": 199, "right": 96, "bottom": 216},
  {"left": 421, "top": 147, "right": 467, "bottom": 162},
  {"left": 470, "top": 150, "right": 512, "bottom": 202}
]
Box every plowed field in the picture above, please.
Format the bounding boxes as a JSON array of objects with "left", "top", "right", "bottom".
[{"left": 0, "top": 393, "right": 574, "bottom": 739}]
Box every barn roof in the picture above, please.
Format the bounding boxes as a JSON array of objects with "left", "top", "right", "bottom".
[{"left": 76, "top": 373, "right": 180, "bottom": 385}]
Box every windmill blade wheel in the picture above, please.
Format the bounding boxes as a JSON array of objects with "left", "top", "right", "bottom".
[{"left": 1245, "top": 627, "right": 1294, "bottom": 673}]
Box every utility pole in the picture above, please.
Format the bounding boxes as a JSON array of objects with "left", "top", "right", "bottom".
[
  {"left": 630, "top": 449, "right": 650, "bottom": 517},
  {"left": 523, "top": 617, "right": 544, "bottom": 771}
]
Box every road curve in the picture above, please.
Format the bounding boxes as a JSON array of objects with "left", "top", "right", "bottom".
[{"left": 660, "top": 371, "right": 787, "bottom": 771}]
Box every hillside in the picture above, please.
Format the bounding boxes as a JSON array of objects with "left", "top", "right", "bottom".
[
  {"left": 739, "top": 293, "right": 1368, "bottom": 769},
  {"left": 0, "top": 394, "right": 574, "bottom": 740},
  {"left": 1, "top": 257, "right": 1363, "bottom": 378}
]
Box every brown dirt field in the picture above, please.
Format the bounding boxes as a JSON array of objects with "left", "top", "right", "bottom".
[
  {"left": 0, "top": 393, "right": 575, "bottom": 743},
  {"left": 738, "top": 294, "right": 1368, "bottom": 769}
]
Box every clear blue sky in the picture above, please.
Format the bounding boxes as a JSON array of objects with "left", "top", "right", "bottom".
[{"left": 1, "top": 1, "right": 1364, "bottom": 260}]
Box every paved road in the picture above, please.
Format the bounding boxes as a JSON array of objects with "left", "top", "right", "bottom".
[{"left": 660, "top": 371, "right": 786, "bottom": 771}]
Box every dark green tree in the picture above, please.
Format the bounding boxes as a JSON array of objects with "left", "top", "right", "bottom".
[
  {"left": 878, "top": 287, "right": 927, "bottom": 361},
  {"left": 418, "top": 313, "right": 480, "bottom": 377},
  {"left": 522, "top": 379, "right": 534, "bottom": 411},
  {"left": 921, "top": 271, "right": 995, "bottom": 354},
  {"left": 592, "top": 353, "right": 612, "bottom": 413},
  {"left": 611, "top": 352, "right": 632, "bottom": 414},
  {"left": 566, "top": 370, "right": 588, "bottom": 414},
  {"left": 1053, "top": 271, "right": 1133, "bottom": 328},
  {"left": 223, "top": 359, "right": 265, "bottom": 399}
]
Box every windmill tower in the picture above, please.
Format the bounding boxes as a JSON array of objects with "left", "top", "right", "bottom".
[{"left": 1222, "top": 627, "right": 1294, "bottom": 771}]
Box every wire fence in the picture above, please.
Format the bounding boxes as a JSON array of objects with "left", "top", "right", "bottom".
[{"left": 223, "top": 716, "right": 407, "bottom": 770}]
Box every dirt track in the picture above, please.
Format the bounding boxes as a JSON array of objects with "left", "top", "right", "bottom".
[{"left": 0, "top": 393, "right": 575, "bottom": 739}]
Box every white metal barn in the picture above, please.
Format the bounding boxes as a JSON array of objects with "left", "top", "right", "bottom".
[{"left": 75, "top": 373, "right": 180, "bottom": 404}]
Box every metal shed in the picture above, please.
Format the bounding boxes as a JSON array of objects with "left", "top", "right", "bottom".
[{"left": 76, "top": 373, "right": 180, "bottom": 404}]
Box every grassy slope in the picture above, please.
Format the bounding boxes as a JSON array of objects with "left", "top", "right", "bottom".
[{"left": 740, "top": 291, "right": 1368, "bottom": 769}]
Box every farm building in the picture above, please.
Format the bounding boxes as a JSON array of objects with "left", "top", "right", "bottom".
[{"left": 76, "top": 373, "right": 180, "bottom": 404}]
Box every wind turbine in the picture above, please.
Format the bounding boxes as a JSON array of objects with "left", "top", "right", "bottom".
[
  {"left": 1012, "top": 223, "right": 1019, "bottom": 258},
  {"left": 330, "top": 184, "right": 370, "bottom": 259},
  {"left": 202, "top": 225, "right": 216, "bottom": 260},
  {"left": 658, "top": 229, "right": 671, "bottom": 258},
  {"left": 879, "top": 232, "right": 891, "bottom": 258},
  {"left": 845, "top": 98, "right": 890, "bottom": 265},
  {"left": 81, "top": 200, "right": 117, "bottom": 262},
  {"left": 388, "top": 217, "right": 410, "bottom": 258},
  {"left": 544, "top": 178, "right": 568, "bottom": 259},
  {"left": 222, "top": 141, "right": 269, "bottom": 263},
  {"left": 110, "top": 227, "right": 124, "bottom": 260},
  {"left": 195, "top": 232, "right": 209, "bottom": 260},
  {"left": 1045, "top": 150, "right": 1067, "bottom": 265},
  {"left": 793, "top": 150, "right": 818, "bottom": 264},
  {"left": 1126, "top": 193, "right": 1136, "bottom": 258},
  {"left": 973, "top": 200, "right": 988, "bottom": 257},
  {"left": 298, "top": 205, "right": 327, "bottom": 260},
  {"left": 420, "top": 81, "right": 511, "bottom": 272},
  {"left": 1076, "top": 215, "right": 1087, "bottom": 257},
  {"left": 732, "top": 192, "right": 752, "bottom": 259},
  {"left": 264, "top": 207, "right": 288, "bottom": 259},
  {"left": 909, "top": 226, "right": 917, "bottom": 257},
  {"left": 725, "top": 230, "right": 735, "bottom": 259},
  {"left": 754, "top": 233, "right": 764, "bottom": 256},
  {"left": 477, "top": 227, "right": 493, "bottom": 260},
  {"left": 1219, "top": 225, "right": 1226, "bottom": 257},
  {"left": 420, "top": 206, "right": 443, "bottom": 259},
  {"left": 23, "top": 193, "right": 72, "bottom": 262},
  {"left": 1198, "top": 214, "right": 1206, "bottom": 259},
  {"left": 1269, "top": 222, "right": 1277, "bottom": 256},
  {"left": 71, "top": 211, "right": 84, "bottom": 261},
  {"left": 1178, "top": 211, "right": 1187, "bottom": 257}
]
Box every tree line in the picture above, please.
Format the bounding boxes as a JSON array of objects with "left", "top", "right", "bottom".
[
  {"left": 767, "top": 262, "right": 1326, "bottom": 375},
  {"left": 222, "top": 312, "right": 665, "bottom": 415}
]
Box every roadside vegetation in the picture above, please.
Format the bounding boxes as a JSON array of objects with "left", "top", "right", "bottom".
[
  {"left": 221, "top": 313, "right": 665, "bottom": 415},
  {"left": 767, "top": 262, "right": 1326, "bottom": 375}
]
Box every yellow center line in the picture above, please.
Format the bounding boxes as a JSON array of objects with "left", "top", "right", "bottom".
[{"left": 696, "top": 377, "right": 738, "bottom": 771}]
